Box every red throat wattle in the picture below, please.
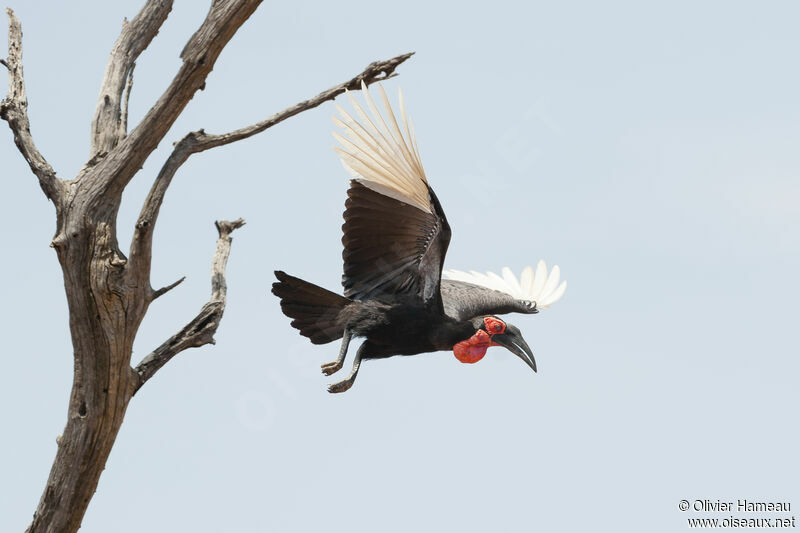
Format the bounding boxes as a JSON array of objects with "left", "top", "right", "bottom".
[
  {"left": 453, "top": 329, "right": 491, "bottom": 363},
  {"left": 453, "top": 317, "right": 507, "bottom": 364}
]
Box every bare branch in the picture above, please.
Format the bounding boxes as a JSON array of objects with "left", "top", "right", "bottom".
[
  {"left": 172, "top": 52, "right": 415, "bottom": 153},
  {"left": 90, "top": 1, "right": 172, "bottom": 156},
  {"left": 132, "top": 218, "right": 245, "bottom": 393},
  {"left": 98, "top": 0, "right": 262, "bottom": 198},
  {"left": 152, "top": 275, "right": 185, "bottom": 299},
  {"left": 0, "top": 8, "right": 62, "bottom": 202},
  {"left": 128, "top": 52, "right": 413, "bottom": 275},
  {"left": 176, "top": 52, "right": 414, "bottom": 152},
  {"left": 0, "top": 58, "right": 7, "bottom": 69}
]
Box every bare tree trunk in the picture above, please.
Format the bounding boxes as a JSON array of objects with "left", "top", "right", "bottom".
[{"left": 1, "top": 2, "right": 412, "bottom": 532}]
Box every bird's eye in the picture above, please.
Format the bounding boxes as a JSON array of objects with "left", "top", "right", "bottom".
[{"left": 483, "top": 317, "right": 505, "bottom": 334}]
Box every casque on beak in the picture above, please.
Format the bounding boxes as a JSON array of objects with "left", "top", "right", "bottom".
[{"left": 491, "top": 324, "right": 537, "bottom": 372}]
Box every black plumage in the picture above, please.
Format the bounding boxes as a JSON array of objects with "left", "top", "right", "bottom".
[
  {"left": 271, "top": 84, "right": 549, "bottom": 393},
  {"left": 272, "top": 182, "right": 538, "bottom": 393}
]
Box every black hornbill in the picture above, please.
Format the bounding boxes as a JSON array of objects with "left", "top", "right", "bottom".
[{"left": 272, "top": 83, "right": 566, "bottom": 393}]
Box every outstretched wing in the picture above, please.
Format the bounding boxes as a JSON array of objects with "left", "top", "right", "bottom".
[
  {"left": 335, "top": 83, "right": 451, "bottom": 310},
  {"left": 442, "top": 262, "right": 567, "bottom": 320},
  {"left": 440, "top": 280, "right": 537, "bottom": 322}
]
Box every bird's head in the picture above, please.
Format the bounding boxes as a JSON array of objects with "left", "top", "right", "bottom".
[{"left": 453, "top": 316, "right": 537, "bottom": 372}]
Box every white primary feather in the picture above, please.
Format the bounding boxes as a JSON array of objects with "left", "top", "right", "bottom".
[
  {"left": 443, "top": 260, "right": 567, "bottom": 309},
  {"left": 333, "top": 82, "right": 431, "bottom": 214}
]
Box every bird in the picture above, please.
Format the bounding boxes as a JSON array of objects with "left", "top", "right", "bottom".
[{"left": 271, "top": 82, "right": 566, "bottom": 393}]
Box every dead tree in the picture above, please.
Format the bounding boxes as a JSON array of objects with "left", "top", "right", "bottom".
[{"left": 0, "top": 2, "right": 411, "bottom": 532}]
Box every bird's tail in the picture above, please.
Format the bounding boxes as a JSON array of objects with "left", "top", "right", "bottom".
[{"left": 271, "top": 271, "right": 351, "bottom": 344}]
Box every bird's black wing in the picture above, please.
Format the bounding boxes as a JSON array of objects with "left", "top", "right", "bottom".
[
  {"left": 342, "top": 180, "right": 451, "bottom": 310},
  {"left": 333, "top": 83, "right": 451, "bottom": 310},
  {"left": 440, "top": 280, "right": 538, "bottom": 322}
]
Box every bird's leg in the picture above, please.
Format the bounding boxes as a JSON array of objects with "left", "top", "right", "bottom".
[
  {"left": 321, "top": 329, "right": 352, "bottom": 376},
  {"left": 327, "top": 342, "right": 366, "bottom": 394}
]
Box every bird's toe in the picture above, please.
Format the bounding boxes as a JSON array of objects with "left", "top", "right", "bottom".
[
  {"left": 321, "top": 361, "right": 343, "bottom": 376},
  {"left": 327, "top": 379, "right": 353, "bottom": 394}
]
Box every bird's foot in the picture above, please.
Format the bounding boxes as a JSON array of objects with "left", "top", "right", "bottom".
[
  {"left": 327, "top": 378, "right": 355, "bottom": 394},
  {"left": 321, "top": 360, "right": 343, "bottom": 376}
]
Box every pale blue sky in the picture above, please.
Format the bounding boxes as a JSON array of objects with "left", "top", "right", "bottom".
[{"left": 1, "top": 1, "right": 799, "bottom": 532}]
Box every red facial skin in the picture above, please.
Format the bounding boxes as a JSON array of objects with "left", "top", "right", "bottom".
[
  {"left": 453, "top": 317, "right": 506, "bottom": 364},
  {"left": 483, "top": 316, "right": 506, "bottom": 335}
]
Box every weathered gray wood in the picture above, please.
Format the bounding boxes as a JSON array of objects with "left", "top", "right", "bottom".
[
  {"left": 0, "top": 2, "right": 413, "bottom": 532},
  {"left": 129, "top": 52, "right": 414, "bottom": 279},
  {"left": 90, "top": 0, "right": 172, "bottom": 157},
  {"left": 133, "top": 219, "right": 245, "bottom": 392},
  {"left": 0, "top": 9, "right": 61, "bottom": 202}
]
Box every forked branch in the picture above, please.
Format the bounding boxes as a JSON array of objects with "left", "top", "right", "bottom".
[
  {"left": 132, "top": 218, "right": 245, "bottom": 393},
  {"left": 128, "top": 52, "right": 414, "bottom": 273},
  {"left": 98, "top": 0, "right": 262, "bottom": 198},
  {"left": 0, "top": 8, "right": 61, "bottom": 202},
  {"left": 90, "top": 0, "right": 172, "bottom": 156}
]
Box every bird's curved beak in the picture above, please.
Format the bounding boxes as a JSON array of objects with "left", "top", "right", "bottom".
[{"left": 491, "top": 325, "right": 537, "bottom": 373}]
